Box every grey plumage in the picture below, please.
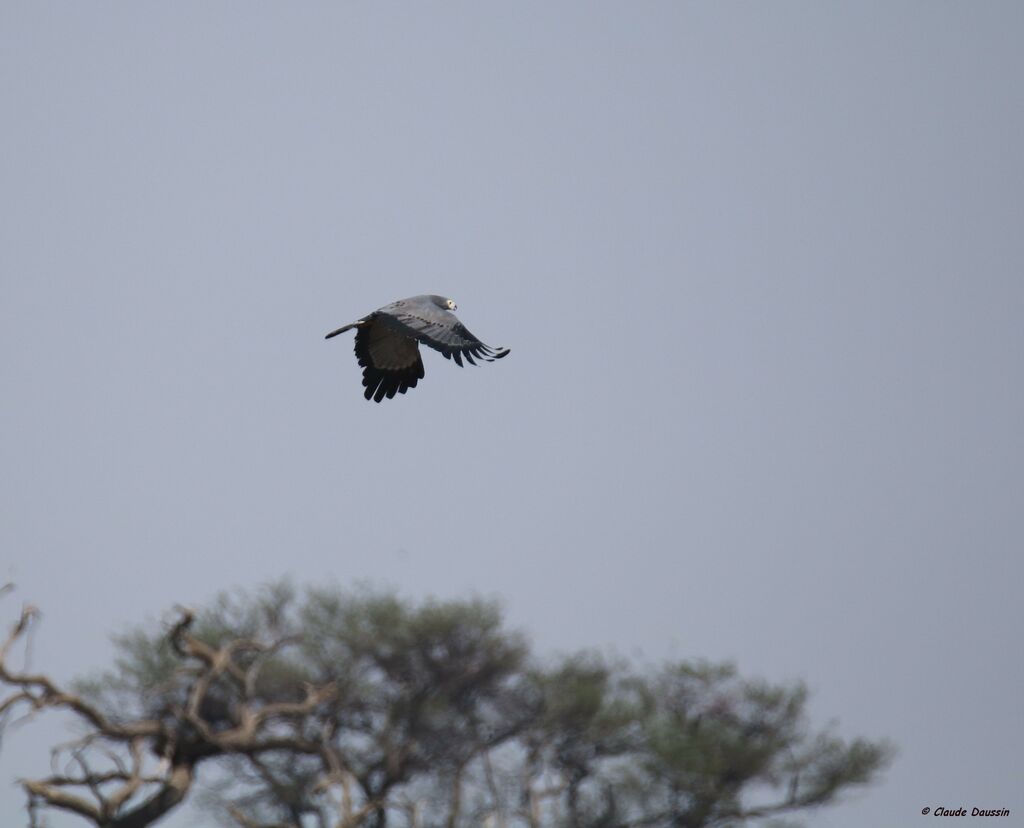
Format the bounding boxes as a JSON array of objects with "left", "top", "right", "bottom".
[{"left": 325, "top": 295, "right": 510, "bottom": 402}]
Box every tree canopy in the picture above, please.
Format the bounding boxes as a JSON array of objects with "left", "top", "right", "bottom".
[{"left": 0, "top": 582, "right": 892, "bottom": 828}]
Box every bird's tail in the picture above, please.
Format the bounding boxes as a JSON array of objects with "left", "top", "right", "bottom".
[{"left": 324, "top": 321, "right": 362, "bottom": 340}]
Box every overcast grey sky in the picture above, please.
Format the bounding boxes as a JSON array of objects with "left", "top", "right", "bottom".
[{"left": 2, "top": 3, "right": 1023, "bottom": 826}]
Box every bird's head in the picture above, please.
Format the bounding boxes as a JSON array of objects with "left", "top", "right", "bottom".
[{"left": 434, "top": 296, "right": 457, "bottom": 311}]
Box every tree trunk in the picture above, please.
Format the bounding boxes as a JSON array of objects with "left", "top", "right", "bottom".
[{"left": 108, "top": 763, "right": 194, "bottom": 828}]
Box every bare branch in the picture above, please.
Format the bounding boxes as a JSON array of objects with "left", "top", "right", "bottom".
[
  {"left": 1, "top": 606, "right": 162, "bottom": 741},
  {"left": 228, "top": 804, "right": 296, "bottom": 828},
  {"left": 4, "top": 602, "right": 338, "bottom": 828},
  {"left": 21, "top": 777, "right": 104, "bottom": 824}
]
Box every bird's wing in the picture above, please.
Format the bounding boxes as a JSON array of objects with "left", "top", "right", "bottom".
[
  {"left": 354, "top": 316, "right": 425, "bottom": 402},
  {"left": 378, "top": 306, "right": 510, "bottom": 367}
]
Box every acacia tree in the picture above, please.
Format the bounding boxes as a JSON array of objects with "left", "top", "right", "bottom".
[{"left": 0, "top": 582, "right": 892, "bottom": 827}]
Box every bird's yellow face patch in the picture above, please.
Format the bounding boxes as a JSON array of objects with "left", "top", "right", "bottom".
[{"left": 446, "top": 298, "right": 457, "bottom": 310}]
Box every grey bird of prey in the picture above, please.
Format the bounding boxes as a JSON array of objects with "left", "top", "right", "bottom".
[{"left": 325, "top": 295, "right": 510, "bottom": 402}]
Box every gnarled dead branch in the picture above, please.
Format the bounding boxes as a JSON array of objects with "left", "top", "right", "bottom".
[{"left": 1, "top": 593, "right": 336, "bottom": 828}]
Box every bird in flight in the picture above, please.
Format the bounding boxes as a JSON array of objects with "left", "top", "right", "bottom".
[{"left": 325, "top": 295, "right": 510, "bottom": 402}]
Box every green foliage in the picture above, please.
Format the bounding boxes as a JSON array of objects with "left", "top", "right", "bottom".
[{"left": 71, "top": 581, "right": 892, "bottom": 828}]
